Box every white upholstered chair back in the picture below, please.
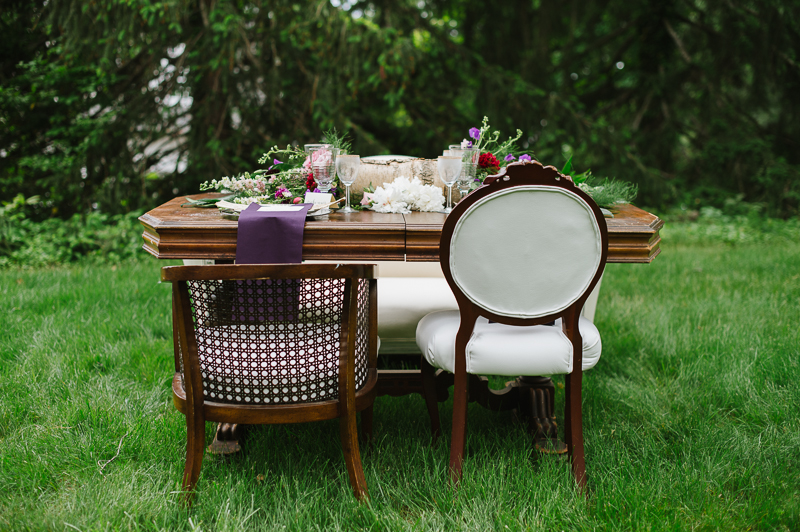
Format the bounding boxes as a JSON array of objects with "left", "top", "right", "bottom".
[
  {"left": 441, "top": 161, "right": 608, "bottom": 324},
  {"left": 449, "top": 185, "right": 603, "bottom": 319}
]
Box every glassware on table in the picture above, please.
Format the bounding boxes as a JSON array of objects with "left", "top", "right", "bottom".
[
  {"left": 304, "top": 143, "right": 327, "bottom": 153},
  {"left": 335, "top": 154, "right": 360, "bottom": 213},
  {"left": 437, "top": 155, "right": 462, "bottom": 214},
  {"left": 307, "top": 145, "right": 339, "bottom": 193},
  {"left": 458, "top": 147, "right": 479, "bottom": 199}
]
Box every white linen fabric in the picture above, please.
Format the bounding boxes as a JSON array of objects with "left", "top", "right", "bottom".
[
  {"left": 416, "top": 311, "right": 601, "bottom": 376},
  {"left": 377, "top": 277, "right": 458, "bottom": 339},
  {"left": 449, "top": 186, "right": 602, "bottom": 319}
]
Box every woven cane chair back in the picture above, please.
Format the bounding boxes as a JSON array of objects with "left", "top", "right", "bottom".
[{"left": 176, "top": 276, "right": 371, "bottom": 405}]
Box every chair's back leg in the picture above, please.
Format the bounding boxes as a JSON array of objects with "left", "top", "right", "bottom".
[
  {"left": 361, "top": 406, "right": 374, "bottom": 447},
  {"left": 421, "top": 356, "right": 443, "bottom": 442},
  {"left": 448, "top": 369, "right": 469, "bottom": 484}
]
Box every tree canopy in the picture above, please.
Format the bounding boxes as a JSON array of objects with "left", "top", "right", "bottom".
[{"left": 1, "top": 0, "right": 798, "bottom": 218}]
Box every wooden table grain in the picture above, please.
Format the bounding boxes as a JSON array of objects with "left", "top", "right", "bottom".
[{"left": 139, "top": 194, "right": 662, "bottom": 263}]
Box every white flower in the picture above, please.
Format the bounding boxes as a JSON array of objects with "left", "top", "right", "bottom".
[
  {"left": 461, "top": 139, "right": 471, "bottom": 149},
  {"left": 369, "top": 175, "right": 444, "bottom": 213}
]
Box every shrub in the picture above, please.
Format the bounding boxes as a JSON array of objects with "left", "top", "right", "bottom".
[{"left": 0, "top": 194, "right": 144, "bottom": 267}]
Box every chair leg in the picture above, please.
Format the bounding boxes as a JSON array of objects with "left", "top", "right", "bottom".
[
  {"left": 448, "top": 370, "right": 469, "bottom": 484},
  {"left": 339, "top": 407, "right": 369, "bottom": 500},
  {"left": 421, "top": 356, "right": 442, "bottom": 442},
  {"left": 565, "top": 370, "right": 587, "bottom": 491},
  {"left": 361, "top": 405, "right": 374, "bottom": 448},
  {"left": 182, "top": 413, "right": 206, "bottom": 503}
]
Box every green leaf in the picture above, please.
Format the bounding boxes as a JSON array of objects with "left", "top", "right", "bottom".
[{"left": 561, "top": 156, "right": 574, "bottom": 177}]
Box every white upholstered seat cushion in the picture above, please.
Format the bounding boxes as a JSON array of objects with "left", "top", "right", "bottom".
[
  {"left": 377, "top": 277, "right": 458, "bottom": 339},
  {"left": 416, "top": 311, "right": 601, "bottom": 376}
]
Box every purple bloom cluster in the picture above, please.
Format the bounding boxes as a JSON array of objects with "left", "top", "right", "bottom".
[{"left": 518, "top": 154, "right": 532, "bottom": 162}]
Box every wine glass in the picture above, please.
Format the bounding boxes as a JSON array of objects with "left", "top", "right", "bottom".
[
  {"left": 456, "top": 147, "right": 479, "bottom": 200},
  {"left": 437, "top": 155, "right": 462, "bottom": 214},
  {"left": 336, "top": 154, "right": 360, "bottom": 213},
  {"left": 304, "top": 143, "right": 327, "bottom": 153},
  {"left": 307, "top": 145, "right": 339, "bottom": 193}
]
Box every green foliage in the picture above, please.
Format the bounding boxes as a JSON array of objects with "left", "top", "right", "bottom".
[
  {"left": 663, "top": 196, "right": 800, "bottom": 245},
  {"left": 1, "top": 0, "right": 799, "bottom": 220},
  {"left": 0, "top": 195, "right": 144, "bottom": 267},
  {"left": 580, "top": 178, "right": 639, "bottom": 208},
  {"left": 321, "top": 128, "right": 354, "bottom": 155}
]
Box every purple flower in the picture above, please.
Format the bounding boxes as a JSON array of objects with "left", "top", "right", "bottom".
[
  {"left": 504, "top": 154, "right": 516, "bottom": 162},
  {"left": 313, "top": 187, "right": 321, "bottom": 193},
  {"left": 275, "top": 186, "right": 291, "bottom": 199},
  {"left": 518, "top": 154, "right": 532, "bottom": 162},
  {"left": 469, "top": 127, "right": 481, "bottom": 141},
  {"left": 274, "top": 159, "right": 284, "bottom": 165}
]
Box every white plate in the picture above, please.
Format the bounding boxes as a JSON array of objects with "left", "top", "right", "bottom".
[
  {"left": 306, "top": 208, "right": 331, "bottom": 218},
  {"left": 218, "top": 207, "right": 330, "bottom": 219}
]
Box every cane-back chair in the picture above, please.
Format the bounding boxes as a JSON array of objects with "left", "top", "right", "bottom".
[
  {"left": 162, "top": 263, "right": 378, "bottom": 501},
  {"left": 415, "top": 161, "right": 608, "bottom": 488}
]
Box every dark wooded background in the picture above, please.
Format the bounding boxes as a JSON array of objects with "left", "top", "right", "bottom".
[{"left": 2, "top": 0, "right": 798, "bottom": 219}]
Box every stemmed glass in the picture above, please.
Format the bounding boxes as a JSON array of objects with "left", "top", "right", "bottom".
[
  {"left": 307, "top": 145, "right": 339, "bottom": 193},
  {"left": 335, "top": 154, "right": 360, "bottom": 213},
  {"left": 437, "top": 155, "right": 462, "bottom": 214},
  {"left": 457, "top": 147, "right": 479, "bottom": 200}
]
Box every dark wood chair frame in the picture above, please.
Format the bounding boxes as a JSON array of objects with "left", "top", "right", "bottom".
[
  {"left": 162, "top": 263, "right": 379, "bottom": 502},
  {"left": 421, "top": 161, "right": 609, "bottom": 488}
]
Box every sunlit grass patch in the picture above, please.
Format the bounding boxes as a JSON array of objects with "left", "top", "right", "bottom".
[{"left": 0, "top": 233, "right": 798, "bottom": 530}]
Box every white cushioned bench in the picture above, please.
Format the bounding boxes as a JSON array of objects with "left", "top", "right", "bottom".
[{"left": 186, "top": 260, "right": 601, "bottom": 356}]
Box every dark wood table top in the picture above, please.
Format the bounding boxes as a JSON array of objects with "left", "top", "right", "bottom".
[{"left": 140, "top": 194, "right": 663, "bottom": 263}]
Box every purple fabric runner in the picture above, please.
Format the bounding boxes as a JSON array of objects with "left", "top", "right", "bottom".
[{"left": 235, "top": 202, "right": 313, "bottom": 264}]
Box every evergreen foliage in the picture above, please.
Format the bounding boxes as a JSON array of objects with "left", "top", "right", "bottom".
[{"left": 1, "top": 0, "right": 798, "bottom": 219}]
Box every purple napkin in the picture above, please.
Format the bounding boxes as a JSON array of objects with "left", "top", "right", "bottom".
[{"left": 235, "top": 202, "right": 313, "bottom": 264}]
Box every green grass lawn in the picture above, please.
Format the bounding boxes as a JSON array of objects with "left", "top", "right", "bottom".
[{"left": 1, "top": 227, "right": 798, "bottom": 531}]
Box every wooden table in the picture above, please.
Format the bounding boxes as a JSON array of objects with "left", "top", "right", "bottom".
[
  {"left": 140, "top": 194, "right": 663, "bottom": 263},
  {"left": 140, "top": 194, "right": 663, "bottom": 452}
]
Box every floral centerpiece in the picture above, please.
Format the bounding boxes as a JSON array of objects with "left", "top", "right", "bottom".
[
  {"left": 460, "top": 116, "right": 527, "bottom": 184},
  {"left": 195, "top": 130, "right": 350, "bottom": 206},
  {"left": 461, "top": 117, "right": 637, "bottom": 208},
  {"left": 363, "top": 176, "right": 445, "bottom": 214}
]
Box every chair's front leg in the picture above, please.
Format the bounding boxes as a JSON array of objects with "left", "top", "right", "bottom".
[
  {"left": 182, "top": 412, "right": 206, "bottom": 504},
  {"left": 339, "top": 407, "right": 369, "bottom": 500}
]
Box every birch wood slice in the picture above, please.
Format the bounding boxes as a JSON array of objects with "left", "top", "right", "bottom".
[{"left": 353, "top": 156, "right": 446, "bottom": 192}]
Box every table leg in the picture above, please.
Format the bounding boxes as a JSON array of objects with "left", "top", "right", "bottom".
[
  {"left": 518, "top": 376, "right": 567, "bottom": 454},
  {"left": 375, "top": 369, "right": 567, "bottom": 454},
  {"left": 207, "top": 423, "right": 246, "bottom": 455}
]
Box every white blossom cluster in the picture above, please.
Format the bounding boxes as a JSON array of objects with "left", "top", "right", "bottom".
[
  {"left": 370, "top": 176, "right": 444, "bottom": 213},
  {"left": 231, "top": 196, "right": 270, "bottom": 205},
  {"left": 208, "top": 174, "right": 270, "bottom": 195}
]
